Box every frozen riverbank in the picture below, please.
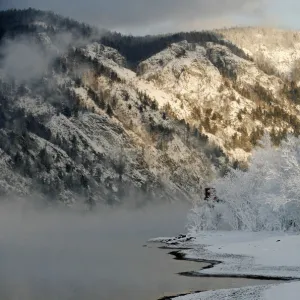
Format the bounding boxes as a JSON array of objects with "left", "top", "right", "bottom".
[
  {"left": 171, "top": 282, "right": 300, "bottom": 300},
  {"left": 0, "top": 202, "right": 275, "bottom": 300},
  {"left": 150, "top": 231, "right": 300, "bottom": 299}
]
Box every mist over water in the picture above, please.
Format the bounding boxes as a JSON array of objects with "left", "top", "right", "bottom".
[
  {"left": 0, "top": 201, "right": 278, "bottom": 300},
  {"left": 0, "top": 201, "right": 192, "bottom": 300}
]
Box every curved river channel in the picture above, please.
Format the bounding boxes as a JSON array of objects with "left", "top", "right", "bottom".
[{"left": 0, "top": 202, "right": 278, "bottom": 300}]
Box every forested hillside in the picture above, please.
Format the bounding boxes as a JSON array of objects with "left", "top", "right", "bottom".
[{"left": 1, "top": 9, "right": 300, "bottom": 206}]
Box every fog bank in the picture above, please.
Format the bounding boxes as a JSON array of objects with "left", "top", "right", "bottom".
[{"left": 0, "top": 201, "right": 190, "bottom": 299}]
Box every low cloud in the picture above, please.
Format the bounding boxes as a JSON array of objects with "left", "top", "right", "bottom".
[
  {"left": 1, "top": 0, "right": 267, "bottom": 34},
  {"left": 0, "top": 37, "right": 53, "bottom": 81},
  {"left": 0, "top": 200, "right": 190, "bottom": 300},
  {"left": 0, "top": 31, "right": 94, "bottom": 82}
]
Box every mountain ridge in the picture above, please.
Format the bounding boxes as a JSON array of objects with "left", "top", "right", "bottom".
[{"left": 0, "top": 9, "right": 300, "bottom": 206}]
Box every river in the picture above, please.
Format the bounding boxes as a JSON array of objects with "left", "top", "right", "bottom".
[{"left": 0, "top": 202, "right": 278, "bottom": 299}]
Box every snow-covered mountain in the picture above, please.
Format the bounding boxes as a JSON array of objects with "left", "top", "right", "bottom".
[
  {"left": 0, "top": 9, "right": 300, "bottom": 206},
  {"left": 218, "top": 27, "right": 300, "bottom": 80}
]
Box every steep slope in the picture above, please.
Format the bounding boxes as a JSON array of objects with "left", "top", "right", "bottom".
[
  {"left": 1, "top": 9, "right": 300, "bottom": 206},
  {"left": 0, "top": 14, "right": 222, "bottom": 206},
  {"left": 218, "top": 27, "right": 300, "bottom": 80},
  {"left": 135, "top": 39, "right": 300, "bottom": 161}
]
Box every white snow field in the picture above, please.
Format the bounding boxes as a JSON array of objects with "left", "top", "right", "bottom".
[
  {"left": 152, "top": 231, "right": 300, "bottom": 300},
  {"left": 174, "top": 282, "right": 300, "bottom": 300}
]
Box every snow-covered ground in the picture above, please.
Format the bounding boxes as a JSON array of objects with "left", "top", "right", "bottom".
[
  {"left": 174, "top": 282, "right": 300, "bottom": 300},
  {"left": 151, "top": 231, "right": 300, "bottom": 300}
]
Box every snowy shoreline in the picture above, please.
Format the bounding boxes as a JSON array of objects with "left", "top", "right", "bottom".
[
  {"left": 150, "top": 231, "right": 300, "bottom": 300},
  {"left": 168, "top": 250, "right": 295, "bottom": 281}
]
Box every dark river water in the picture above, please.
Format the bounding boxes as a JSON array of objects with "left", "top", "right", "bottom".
[{"left": 0, "top": 202, "right": 276, "bottom": 300}]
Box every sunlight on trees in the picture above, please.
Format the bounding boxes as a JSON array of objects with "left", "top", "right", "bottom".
[{"left": 187, "top": 134, "right": 300, "bottom": 233}]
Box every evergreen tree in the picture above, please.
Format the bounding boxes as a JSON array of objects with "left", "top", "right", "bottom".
[{"left": 106, "top": 104, "right": 113, "bottom": 117}]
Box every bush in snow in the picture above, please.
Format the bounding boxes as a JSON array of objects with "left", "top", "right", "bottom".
[{"left": 187, "top": 134, "right": 300, "bottom": 233}]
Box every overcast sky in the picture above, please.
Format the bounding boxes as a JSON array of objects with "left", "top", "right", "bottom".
[{"left": 1, "top": 0, "right": 300, "bottom": 34}]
